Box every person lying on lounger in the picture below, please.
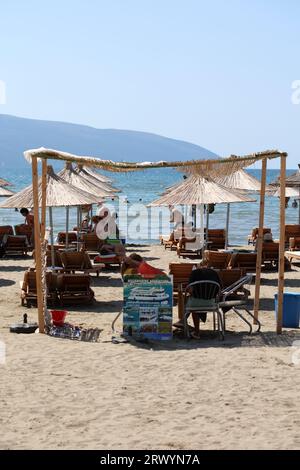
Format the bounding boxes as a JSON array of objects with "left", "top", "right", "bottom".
[{"left": 121, "top": 253, "right": 165, "bottom": 277}]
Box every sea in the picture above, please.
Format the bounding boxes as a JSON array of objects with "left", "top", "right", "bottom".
[{"left": 0, "top": 165, "right": 299, "bottom": 246}]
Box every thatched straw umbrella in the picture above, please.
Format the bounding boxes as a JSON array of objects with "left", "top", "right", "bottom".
[
  {"left": 214, "top": 168, "right": 271, "bottom": 193},
  {"left": 58, "top": 162, "right": 118, "bottom": 239},
  {"left": 75, "top": 165, "right": 118, "bottom": 192},
  {"left": 0, "top": 186, "right": 14, "bottom": 197},
  {"left": 78, "top": 164, "right": 112, "bottom": 183},
  {"left": 149, "top": 175, "right": 255, "bottom": 249},
  {"left": 0, "top": 165, "right": 98, "bottom": 265},
  {"left": 214, "top": 169, "right": 273, "bottom": 244},
  {"left": 0, "top": 177, "right": 13, "bottom": 187},
  {"left": 270, "top": 165, "right": 300, "bottom": 222}
]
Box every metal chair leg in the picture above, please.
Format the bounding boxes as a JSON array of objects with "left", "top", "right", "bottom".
[
  {"left": 232, "top": 307, "right": 252, "bottom": 334},
  {"left": 242, "top": 307, "right": 261, "bottom": 332},
  {"left": 111, "top": 311, "right": 122, "bottom": 334},
  {"left": 217, "top": 308, "right": 225, "bottom": 340},
  {"left": 183, "top": 310, "right": 190, "bottom": 338}
]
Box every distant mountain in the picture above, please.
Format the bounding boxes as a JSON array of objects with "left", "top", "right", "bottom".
[{"left": 0, "top": 114, "right": 217, "bottom": 169}]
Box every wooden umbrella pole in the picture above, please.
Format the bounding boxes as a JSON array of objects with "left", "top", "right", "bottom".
[
  {"left": 66, "top": 206, "right": 69, "bottom": 249},
  {"left": 298, "top": 187, "right": 300, "bottom": 224},
  {"left": 253, "top": 158, "right": 267, "bottom": 323},
  {"left": 31, "top": 157, "right": 44, "bottom": 333},
  {"left": 41, "top": 159, "right": 47, "bottom": 239},
  {"left": 225, "top": 203, "right": 230, "bottom": 249},
  {"left": 277, "top": 154, "right": 287, "bottom": 334},
  {"left": 49, "top": 207, "right": 55, "bottom": 267}
]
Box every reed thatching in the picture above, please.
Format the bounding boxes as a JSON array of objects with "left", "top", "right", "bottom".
[
  {"left": 58, "top": 162, "right": 117, "bottom": 198},
  {"left": 74, "top": 165, "right": 120, "bottom": 193},
  {"left": 23, "top": 147, "right": 286, "bottom": 173},
  {"left": 272, "top": 186, "right": 300, "bottom": 198},
  {"left": 214, "top": 169, "right": 272, "bottom": 192},
  {"left": 270, "top": 165, "right": 300, "bottom": 188},
  {"left": 0, "top": 177, "right": 13, "bottom": 187},
  {"left": 0, "top": 186, "right": 14, "bottom": 197},
  {"left": 78, "top": 165, "right": 112, "bottom": 183},
  {"left": 148, "top": 175, "right": 256, "bottom": 206},
  {"left": 0, "top": 165, "right": 99, "bottom": 208}
]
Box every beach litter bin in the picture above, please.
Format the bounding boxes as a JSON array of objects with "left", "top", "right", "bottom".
[
  {"left": 274, "top": 293, "right": 300, "bottom": 328},
  {"left": 50, "top": 310, "right": 67, "bottom": 327}
]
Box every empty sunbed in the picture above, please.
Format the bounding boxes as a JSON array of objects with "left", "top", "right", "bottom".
[
  {"left": 60, "top": 250, "right": 103, "bottom": 276},
  {"left": 3, "top": 235, "right": 29, "bottom": 257},
  {"left": 21, "top": 270, "right": 58, "bottom": 307},
  {"left": 0, "top": 225, "right": 14, "bottom": 243},
  {"left": 228, "top": 252, "right": 257, "bottom": 271},
  {"left": 58, "top": 273, "right": 95, "bottom": 306},
  {"left": 203, "top": 250, "right": 231, "bottom": 269}
]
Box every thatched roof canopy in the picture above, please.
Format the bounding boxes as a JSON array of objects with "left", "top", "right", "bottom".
[
  {"left": 74, "top": 165, "right": 119, "bottom": 193},
  {"left": 58, "top": 162, "right": 117, "bottom": 197},
  {"left": 149, "top": 175, "right": 256, "bottom": 206},
  {"left": 0, "top": 186, "right": 14, "bottom": 197},
  {"left": 23, "top": 147, "right": 286, "bottom": 173},
  {"left": 272, "top": 186, "right": 300, "bottom": 198},
  {"left": 270, "top": 165, "right": 300, "bottom": 188},
  {"left": 0, "top": 165, "right": 98, "bottom": 208},
  {"left": 77, "top": 164, "right": 112, "bottom": 183}
]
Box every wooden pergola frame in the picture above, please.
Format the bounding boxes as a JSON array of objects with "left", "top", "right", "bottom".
[{"left": 25, "top": 148, "right": 287, "bottom": 335}]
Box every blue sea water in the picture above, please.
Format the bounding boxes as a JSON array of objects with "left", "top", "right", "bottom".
[{"left": 0, "top": 164, "right": 299, "bottom": 246}]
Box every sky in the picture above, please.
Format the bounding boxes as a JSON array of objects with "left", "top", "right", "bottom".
[{"left": 1, "top": 0, "right": 300, "bottom": 168}]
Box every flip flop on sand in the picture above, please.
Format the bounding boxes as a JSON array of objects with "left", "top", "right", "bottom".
[{"left": 112, "top": 335, "right": 129, "bottom": 344}]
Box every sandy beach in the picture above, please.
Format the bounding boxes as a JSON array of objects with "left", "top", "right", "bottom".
[{"left": 0, "top": 244, "right": 300, "bottom": 450}]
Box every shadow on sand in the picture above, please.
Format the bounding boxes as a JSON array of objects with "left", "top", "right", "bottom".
[{"left": 0, "top": 278, "right": 16, "bottom": 287}]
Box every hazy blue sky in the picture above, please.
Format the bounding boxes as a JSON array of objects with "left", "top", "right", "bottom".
[{"left": 1, "top": 0, "right": 300, "bottom": 167}]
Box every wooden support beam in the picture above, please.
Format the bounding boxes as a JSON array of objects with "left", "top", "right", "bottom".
[
  {"left": 253, "top": 158, "right": 267, "bottom": 322},
  {"left": 41, "top": 159, "right": 47, "bottom": 239},
  {"left": 277, "top": 155, "right": 287, "bottom": 334},
  {"left": 225, "top": 203, "right": 230, "bottom": 249},
  {"left": 31, "top": 157, "right": 44, "bottom": 333}
]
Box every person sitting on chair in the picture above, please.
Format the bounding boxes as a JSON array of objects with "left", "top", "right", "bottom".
[{"left": 187, "top": 267, "right": 221, "bottom": 339}]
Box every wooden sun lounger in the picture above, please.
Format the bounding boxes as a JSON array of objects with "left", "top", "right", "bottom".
[
  {"left": 58, "top": 273, "right": 95, "bottom": 306},
  {"left": 285, "top": 250, "right": 300, "bottom": 264},
  {"left": 207, "top": 229, "right": 226, "bottom": 250},
  {"left": 57, "top": 231, "right": 78, "bottom": 245},
  {"left": 0, "top": 225, "right": 14, "bottom": 243},
  {"left": 203, "top": 250, "right": 231, "bottom": 269},
  {"left": 285, "top": 224, "right": 300, "bottom": 245},
  {"left": 60, "top": 250, "right": 103, "bottom": 276},
  {"left": 3, "top": 235, "right": 29, "bottom": 257},
  {"left": 261, "top": 242, "right": 291, "bottom": 270},
  {"left": 14, "top": 224, "right": 33, "bottom": 247},
  {"left": 21, "top": 270, "right": 58, "bottom": 307},
  {"left": 289, "top": 237, "right": 300, "bottom": 251},
  {"left": 228, "top": 252, "right": 257, "bottom": 272}
]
